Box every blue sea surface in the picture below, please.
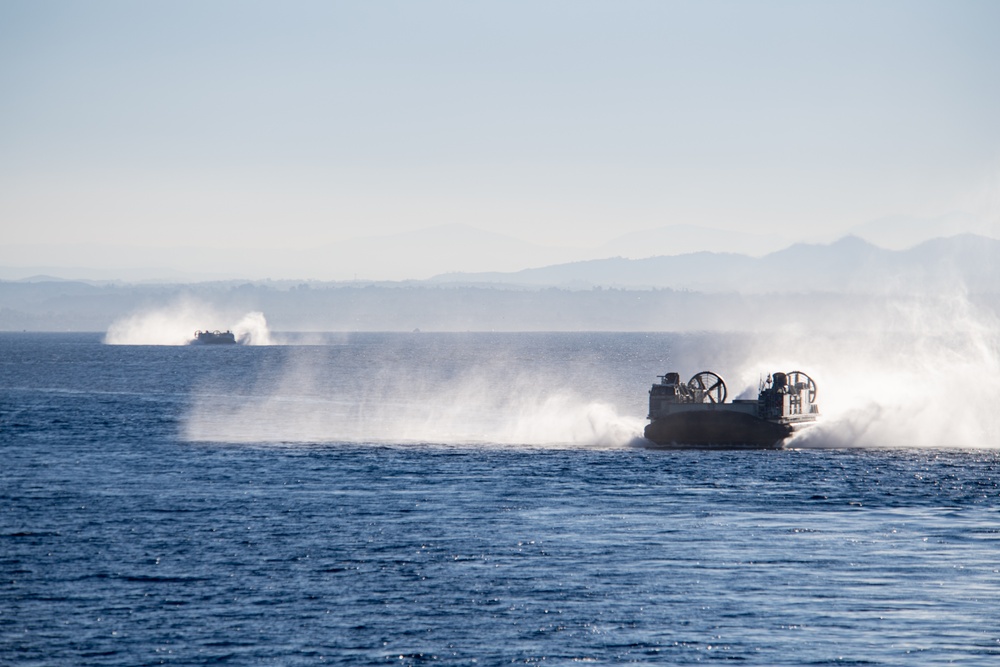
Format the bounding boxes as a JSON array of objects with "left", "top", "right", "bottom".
[{"left": 2, "top": 333, "right": 998, "bottom": 665}]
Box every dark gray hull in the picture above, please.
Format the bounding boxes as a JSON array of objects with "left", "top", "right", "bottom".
[
  {"left": 643, "top": 410, "right": 809, "bottom": 449},
  {"left": 192, "top": 332, "right": 237, "bottom": 345}
]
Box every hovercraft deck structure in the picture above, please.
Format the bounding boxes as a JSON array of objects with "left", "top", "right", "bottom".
[
  {"left": 191, "top": 330, "right": 238, "bottom": 345},
  {"left": 644, "top": 370, "right": 819, "bottom": 449}
]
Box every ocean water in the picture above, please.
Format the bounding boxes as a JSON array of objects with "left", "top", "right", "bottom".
[{"left": 2, "top": 332, "right": 999, "bottom": 665}]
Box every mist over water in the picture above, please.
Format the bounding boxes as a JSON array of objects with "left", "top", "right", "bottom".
[
  {"left": 768, "top": 333, "right": 999, "bottom": 450},
  {"left": 739, "top": 292, "right": 1000, "bottom": 449},
  {"left": 173, "top": 287, "right": 1000, "bottom": 450},
  {"left": 104, "top": 299, "right": 274, "bottom": 345},
  {"left": 184, "top": 346, "right": 646, "bottom": 448},
  {"left": 7, "top": 331, "right": 1000, "bottom": 665}
]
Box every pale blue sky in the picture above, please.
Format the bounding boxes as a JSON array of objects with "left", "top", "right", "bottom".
[{"left": 2, "top": 0, "right": 999, "bottom": 276}]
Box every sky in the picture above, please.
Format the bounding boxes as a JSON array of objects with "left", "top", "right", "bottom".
[{"left": 2, "top": 0, "right": 999, "bottom": 280}]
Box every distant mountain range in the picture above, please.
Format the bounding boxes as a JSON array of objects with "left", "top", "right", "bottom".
[
  {"left": 846, "top": 212, "right": 997, "bottom": 251},
  {"left": 1, "top": 212, "right": 994, "bottom": 283},
  {"left": 3, "top": 233, "right": 998, "bottom": 332},
  {"left": 430, "top": 234, "right": 1000, "bottom": 294}
]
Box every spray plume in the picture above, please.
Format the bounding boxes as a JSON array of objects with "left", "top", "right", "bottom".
[
  {"left": 736, "top": 291, "right": 1000, "bottom": 449},
  {"left": 183, "top": 290, "right": 999, "bottom": 450},
  {"left": 183, "top": 347, "right": 645, "bottom": 449},
  {"left": 104, "top": 297, "right": 274, "bottom": 345}
]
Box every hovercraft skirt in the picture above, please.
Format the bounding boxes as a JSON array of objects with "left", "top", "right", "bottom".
[{"left": 643, "top": 410, "right": 794, "bottom": 449}]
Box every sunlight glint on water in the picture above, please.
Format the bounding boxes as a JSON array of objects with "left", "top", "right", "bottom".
[{"left": 3, "top": 332, "right": 1000, "bottom": 666}]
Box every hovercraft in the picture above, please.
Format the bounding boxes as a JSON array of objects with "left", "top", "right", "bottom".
[{"left": 643, "top": 370, "right": 819, "bottom": 449}]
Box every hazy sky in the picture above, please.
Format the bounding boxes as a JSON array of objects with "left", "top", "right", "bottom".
[{"left": 2, "top": 0, "right": 999, "bottom": 269}]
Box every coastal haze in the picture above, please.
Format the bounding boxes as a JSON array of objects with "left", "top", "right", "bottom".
[
  {"left": 2, "top": 1, "right": 999, "bottom": 283},
  {"left": 2, "top": 1, "right": 998, "bottom": 341},
  {"left": 4, "top": 3, "right": 1000, "bottom": 665},
  {"left": 2, "top": 0, "right": 999, "bottom": 452}
]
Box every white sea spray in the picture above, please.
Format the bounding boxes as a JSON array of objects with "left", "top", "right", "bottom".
[{"left": 104, "top": 297, "right": 274, "bottom": 346}]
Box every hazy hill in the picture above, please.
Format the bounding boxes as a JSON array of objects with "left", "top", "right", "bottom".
[
  {"left": 596, "top": 224, "right": 794, "bottom": 258},
  {"left": 431, "top": 234, "right": 1000, "bottom": 293},
  {"left": 2, "top": 234, "right": 998, "bottom": 332},
  {"left": 4, "top": 278, "right": 997, "bottom": 333},
  {"left": 3, "top": 213, "right": 995, "bottom": 283},
  {"left": 846, "top": 212, "right": 997, "bottom": 251}
]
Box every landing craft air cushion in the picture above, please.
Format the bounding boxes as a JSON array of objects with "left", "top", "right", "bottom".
[
  {"left": 644, "top": 370, "right": 819, "bottom": 449},
  {"left": 191, "top": 330, "right": 238, "bottom": 345}
]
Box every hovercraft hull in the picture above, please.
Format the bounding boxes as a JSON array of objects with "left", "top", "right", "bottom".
[
  {"left": 191, "top": 330, "right": 238, "bottom": 345},
  {"left": 643, "top": 409, "right": 810, "bottom": 449}
]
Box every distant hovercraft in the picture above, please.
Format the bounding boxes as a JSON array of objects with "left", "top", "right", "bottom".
[
  {"left": 643, "top": 370, "right": 819, "bottom": 449},
  {"left": 191, "top": 330, "right": 238, "bottom": 345}
]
